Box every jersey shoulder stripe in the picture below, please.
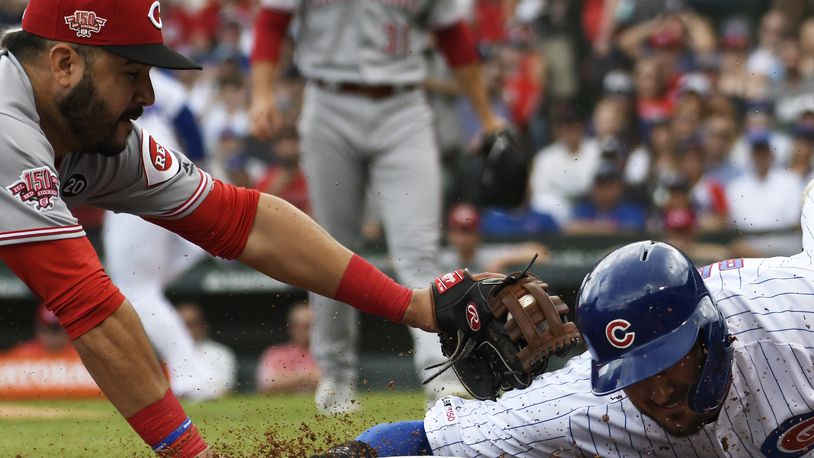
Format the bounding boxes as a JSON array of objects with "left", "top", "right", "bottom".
[{"left": 157, "top": 169, "right": 211, "bottom": 219}]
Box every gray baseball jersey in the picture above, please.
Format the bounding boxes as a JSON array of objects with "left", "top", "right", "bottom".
[
  {"left": 0, "top": 50, "right": 212, "bottom": 247},
  {"left": 260, "top": 0, "right": 467, "bottom": 84}
]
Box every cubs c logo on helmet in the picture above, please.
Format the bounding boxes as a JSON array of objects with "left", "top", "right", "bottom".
[
  {"left": 605, "top": 319, "right": 635, "bottom": 349},
  {"left": 466, "top": 303, "right": 481, "bottom": 331}
]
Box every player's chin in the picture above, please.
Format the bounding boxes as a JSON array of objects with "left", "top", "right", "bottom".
[{"left": 658, "top": 413, "right": 706, "bottom": 437}]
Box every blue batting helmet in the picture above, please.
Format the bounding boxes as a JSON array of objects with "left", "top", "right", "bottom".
[{"left": 576, "top": 241, "right": 733, "bottom": 414}]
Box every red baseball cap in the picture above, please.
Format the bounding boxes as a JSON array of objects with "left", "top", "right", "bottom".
[
  {"left": 448, "top": 203, "right": 480, "bottom": 232},
  {"left": 664, "top": 208, "right": 696, "bottom": 233},
  {"left": 22, "top": 0, "right": 201, "bottom": 70}
]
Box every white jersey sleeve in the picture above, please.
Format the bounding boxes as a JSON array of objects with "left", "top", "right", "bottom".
[
  {"left": 425, "top": 353, "right": 721, "bottom": 457},
  {"left": 59, "top": 128, "right": 213, "bottom": 220}
]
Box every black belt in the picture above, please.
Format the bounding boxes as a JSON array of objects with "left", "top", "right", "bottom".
[{"left": 312, "top": 80, "right": 419, "bottom": 99}]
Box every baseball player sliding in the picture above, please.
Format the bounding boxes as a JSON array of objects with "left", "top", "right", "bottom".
[
  {"left": 317, "top": 195, "right": 814, "bottom": 456},
  {"left": 0, "top": 0, "right": 454, "bottom": 456},
  {"left": 250, "top": 0, "right": 507, "bottom": 412}
]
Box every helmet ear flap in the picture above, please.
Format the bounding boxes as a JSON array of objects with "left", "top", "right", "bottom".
[{"left": 687, "top": 297, "right": 733, "bottom": 414}]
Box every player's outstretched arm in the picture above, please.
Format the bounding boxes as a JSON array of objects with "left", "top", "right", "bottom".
[
  {"left": 73, "top": 300, "right": 213, "bottom": 457},
  {"left": 237, "top": 193, "right": 439, "bottom": 331}
]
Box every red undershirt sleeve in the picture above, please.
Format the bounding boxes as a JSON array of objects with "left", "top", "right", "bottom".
[
  {"left": 251, "top": 8, "right": 294, "bottom": 63},
  {"left": 434, "top": 21, "right": 479, "bottom": 68},
  {"left": 0, "top": 237, "right": 124, "bottom": 340},
  {"left": 146, "top": 180, "right": 260, "bottom": 260}
]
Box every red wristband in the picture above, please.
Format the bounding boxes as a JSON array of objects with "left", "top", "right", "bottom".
[
  {"left": 127, "top": 389, "right": 207, "bottom": 457},
  {"left": 334, "top": 254, "right": 413, "bottom": 322}
]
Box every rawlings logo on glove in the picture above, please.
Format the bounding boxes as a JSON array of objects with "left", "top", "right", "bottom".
[{"left": 424, "top": 256, "right": 582, "bottom": 400}]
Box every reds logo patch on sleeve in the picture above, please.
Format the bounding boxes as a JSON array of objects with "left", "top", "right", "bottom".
[
  {"left": 141, "top": 130, "right": 181, "bottom": 187},
  {"left": 6, "top": 166, "right": 60, "bottom": 211}
]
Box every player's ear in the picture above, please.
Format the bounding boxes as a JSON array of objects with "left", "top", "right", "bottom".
[{"left": 47, "top": 42, "right": 85, "bottom": 89}]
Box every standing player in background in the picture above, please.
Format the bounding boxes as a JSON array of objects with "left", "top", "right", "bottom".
[
  {"left": 250, "top": 0, "right": 509, "bottom": 414},
  {"left": 318, "top": 191, "right": 814, "bottom": 457},
  {"left": 0, "top": 0, "right": 456, "bottom": 455},
  {"left": 103, "top": 68, "right": 219, "bottom": 400}
]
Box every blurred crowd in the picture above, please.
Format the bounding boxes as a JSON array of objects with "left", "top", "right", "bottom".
[{"left": 3, "top": 0, "right": 812, "bottom": 256}]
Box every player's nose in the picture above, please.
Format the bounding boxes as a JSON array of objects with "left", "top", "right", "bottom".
[
  {"left": 649, "top": 377, "right": 678, "bottom": 406},
  {"left": 134, "top": 73, "right": 156, "bottom": 107}
]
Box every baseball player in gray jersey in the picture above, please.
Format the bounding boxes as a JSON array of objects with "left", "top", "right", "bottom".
[
  {"left": 317, "top": 186, "right": 814, "bottom": 457},
  {"left": 0, "top": 0, "right": 465, "bottom": 455},
  {"left": 250, "top": 0, "right": 506, "bottom": 413}
]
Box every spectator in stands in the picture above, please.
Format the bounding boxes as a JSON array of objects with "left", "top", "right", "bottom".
[
  {"left": 201, "top": 73, "right": 250, "bottom": 161},
  {"left": 8, "top": 304, "right": 72, "bottom": 357},
  {"left": 662, "top": 207, "right": 732, "bottom": 263},
  {"left": 633, "top": 57, "right": 672, "bottom": 130},
  {"left": 256, "top": 302, "right": 320, "bottom": 394},
  {"left": 747, "top": 10, "right": 788, "bottom": 99},
  {"left": 675, "top": 72, "right": 711, "bottom": 118},
  {"left": 772, "top": 37, "right": 814, "bottom": 127},
  {"left": 731, "top": 102, "right": 794, "bottom": 171},
  {"left": 626, "top": 117, "right": 677, "bottom": 200},
  {"left": 211, "top": 128, "right": 250, "bottom": 187},
  {"left": 529, "top": 105, "right": 601, "bottom": 226},
  {"left": 565, "top": 162, "right": 647, "bottom": 235},
  {"left": 789, "top": 123, "right": 814, "bottom": 181},
  {"left": 618, "top": 10, "right": 716, "bottom": 76},
  {"left": 670, "top": 97, "right": 704, "bottom": 146},
  {"left": 592, "top": 98, "right": 630, "bottom": 145},
  {"left": 177, "top": 302, "right": 237, "bottom": 397},
  {"left": 676, "top": 137, "right": 729, "bottom": 231},
  {"left": 798, "top": 18, "right": 814, "bottom": 79},
  {"left": 717, "top": 17, "right": 752, "bottom": 101},
  {"left": 726, "top": 131, "right": 803, "bottom": 233},
  {"left": 443, "top": 203, "right": 486, "bottom": 272},
  {"left": 255, "top": 126, "right": 310, "bottom": 214},
  {"left": 701, "top": 114, "right": 742, "bottom": 187},
  {"left": 441, "top": 203, "right": 550, "bottom": 273}
]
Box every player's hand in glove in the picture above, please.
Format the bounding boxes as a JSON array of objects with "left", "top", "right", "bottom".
[
  {"left": 478, "top": 128, "right": 530, "bottom": 209},
  {"left": 424, "top": 256, "right": 581, "bottom": 400}
]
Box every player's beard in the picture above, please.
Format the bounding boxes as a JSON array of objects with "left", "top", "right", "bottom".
[{"left": 57, "top": 71, "right": 142, "bottom": 157}]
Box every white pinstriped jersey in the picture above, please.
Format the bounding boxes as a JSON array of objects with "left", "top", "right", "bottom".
[
  {"left": 425, "top": 194, "right": 814, "bottom": 457},
  {"left": 0, "top": 50, "right": 212, "bottom": 247},
  {"left": 258, "top": 0, "right": 467, "bottom": 85}
]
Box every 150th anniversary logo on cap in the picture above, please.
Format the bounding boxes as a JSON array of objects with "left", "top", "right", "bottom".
[{"left": 64, "top": 10, "right": 107, "bottom": 38}]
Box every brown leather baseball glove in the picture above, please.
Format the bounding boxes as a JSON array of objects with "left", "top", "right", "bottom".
[{"left": 424, "top": 258, "right": 582, "bottom": 400}]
